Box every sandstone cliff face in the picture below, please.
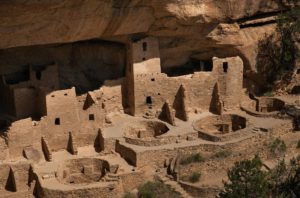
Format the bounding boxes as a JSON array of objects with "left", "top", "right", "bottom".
[{"left": 0, "top": 0, "right": 298, "bottom": 73}]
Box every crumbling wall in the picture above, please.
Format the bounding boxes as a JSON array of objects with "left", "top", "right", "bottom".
[
  {"left": 7, "top": 118, "right": 41, "bottom": 158},
  {"left": 0, "top": 41, "right": 126, "bottom": 93},
  {"left": 102, "top": 79, "right": 124, "bottom": 113},
  {"left": 7, "top": 64, "right": 59, "bottom": 90},
  {"left": 0, "top": 64, "right": 58, "bottom": 119}
]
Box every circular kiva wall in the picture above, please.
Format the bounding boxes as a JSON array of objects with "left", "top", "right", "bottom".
[
  {"left": 194, "top": 114, "right": 247, "bottom": 142},
  {"left": 241, "top": 97, "right": 285, "bottom": 117},
  {"left": 58, "top": 158, "right": 109, "bottom": 184},
  {"left": 123, "top": 120, "right": 170, "bottom": 146},
  {"left": 255, "top": 98, "right": 285, "bottom": 113},
  {"left": 194, "top": 114, "right": 246, "bottom": 135},
  {"left": 124, "top": 120, "right": 169, "bottom": 139}
]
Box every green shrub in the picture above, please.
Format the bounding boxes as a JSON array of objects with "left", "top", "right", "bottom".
[
  {"left": 219, "top": 155, "right": 269, "bottom": 198},
  {"left": 269, "top": 138, "right": 287, "bottom": 157},
  {"left": 297, "top": 140, "right": 300, "bottom": 149},
  {"left": 138, "top": 181, "right": 180, "bottom": 198},
  {"left": 188, "top": 172, "right": 201, "bottom": 183},
  {"left": 123, "top": 192, "right": 135, "bottom": 198},
  {"left": 181, "top": 172, "right": 201, "bottom": 183},
  {"left": 213, "top": 149, "right": 231, "bottom": 159},
  {"left": 180, "top": 153, "right": 205, "bottom": 165}
]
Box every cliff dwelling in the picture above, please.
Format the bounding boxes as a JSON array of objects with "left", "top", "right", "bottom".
[{"left": 0, "top": 1, "right": 299, "bottom": 198}]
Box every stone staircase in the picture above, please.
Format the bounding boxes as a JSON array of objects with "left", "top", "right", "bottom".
[
  {"left": 101, "top": 173, "right": 120, "bottom": 182},
  {"left": 156, "top": 174, "right": 193, "bottom": 198},
  {"left": 143, "top": 108, "right": 156, "bottom": 119}
]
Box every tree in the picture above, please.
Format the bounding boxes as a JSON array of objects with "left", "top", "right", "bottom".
[
  {"left": 219, "top": 156, "right": 269, "bottom": 198},
  {"left": 271, "top": 156, "right": 300, "bottom": 198},
  {"left": 256, "top": 7, "right": 300, "bottom": 90},
  {"left": 276, "top": 7, "right": 300, "bottom": 70},
  {"left": 219, "top": 155, "right": 300, "bottom": 198}
]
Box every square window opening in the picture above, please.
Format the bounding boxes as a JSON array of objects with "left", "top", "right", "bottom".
[
  {"left": 89, "top": 114, "right": 95, "bottom": 121},
  {"left": 55, "top": 118, "right": 60, "bottom": 125}
]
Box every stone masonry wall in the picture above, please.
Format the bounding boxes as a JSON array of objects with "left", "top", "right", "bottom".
[
  {"left": 132, "top": 56, "right": 243, "bottom": 116},
  {"left": 7, "top": 118, "right": 41, "bottom": 158},
  {"left": 40, "top": 88, "right": 81, "bottom": 151},
  {"left": 213, "top": 57, "right": 243, "bottom": 110}
]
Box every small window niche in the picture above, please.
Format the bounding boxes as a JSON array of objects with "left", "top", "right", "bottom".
[
  {"left": 142, "top": 42, "right": 147, "bottom": 51},
  {"left": 223, "top": 62, "right": 228, "bottom": 73},
  {"left": 89, "top": 114, "right": 95, "bottom": 121},
  {"left": 55, "top": 118, "right": 60, "bottom": 125},
  {"left": 146, "top": 96, "right": 152, "bottom": 104},
  {"left": 35, "top": 70, "right": 42, "bottom": 80}
]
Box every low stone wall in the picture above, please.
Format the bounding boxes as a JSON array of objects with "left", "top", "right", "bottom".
[
  {"left": 124, "top": 132, "right": 198, "bottom": 147},
  {"left": 135, "top": 144, "right": 226, "bottom": 168},
  {"left": 116, "top": 141, "right": 137, "bottom": 166},
  {"left": 198, "top": 129, "right": 250, "bottom": 142},
  {"left": 179, "top": 181, "right": 220, "bottom": 198},
  {"left": 241, "top": 106, "right": 280, "bottom": 118},
  {"left": 37, "top": 182, "right": 123, "bottom": 198}
]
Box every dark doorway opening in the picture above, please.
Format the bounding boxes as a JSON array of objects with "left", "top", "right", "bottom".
[
  {"left": 223, "top": 62, "right": 228, "bottom": 73},
  {"left": 143, "top": 42, "right": 147, "bottom": 51},
  {"left": 146, "top": 96, "right": 152, "bottom": 104},
  {"left": 55, "top": 118, "right": 60, "bottom": 125}
]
